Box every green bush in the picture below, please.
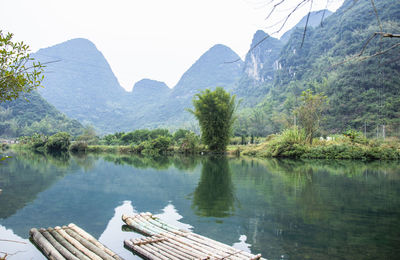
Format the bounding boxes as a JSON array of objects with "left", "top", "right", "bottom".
[
  {"left": 143, "top": 136, "right": 172, "bottom": 154},
  {"left": 69, "top": 141, "right": 88, "bottom": 152},
  {"left": 45, "top": 132, "right": 71, "bottom": 152},
  {"left": 178, "top": 132, "right": 200, "bottom": 153}
]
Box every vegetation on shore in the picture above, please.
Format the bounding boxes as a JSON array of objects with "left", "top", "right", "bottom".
[
  {"left": 240, "top": 127, "right": 400, "bottom": 160},
  {"left": 12, "top": 85, "right": 400, "bottom": 161}
]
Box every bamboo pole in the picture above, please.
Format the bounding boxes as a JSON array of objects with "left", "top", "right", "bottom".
[
  {"left": 155, "top": 233, "right": 222, "bottom": 259},
  {"left": 48, "top": 228, "right": 91, "bottom": 260},
  {"left": 184, "top": 234, "right": 246, "bottom": 260},
  {"left": 148, "top": 216, "right": 246, "bottom": 258},
  {"left": 125, "top": 216, "right": 230, "bottom": 259},
  {"left": 124, "top": 239, "right": 163, "bottom": 260},
  {"left": 68, "top": 224, "right": 123, "bottom": 260},
  {"left": 125, "top": 213, "right": 265, "bottom": 260},
  {"left": 148, "top": 217, "right": 249, "bottom": 259},
  {"left": 39, "top": 228, "right": 79, "bottom": 260},
  {"left": 154, "top": 240, "right": 195, "bottom": 259},
  {"left": 130, "top": 238, "right": 172, "bottom": 260},
  {"left": 152, "top": 238, "right": 208, "bottom": 259},
  {"left": 140, "top": 237, "right": 182, "bottom": 260},
  {"left": 30, "top": 228, "right": 66, "bottom": 260},
  {"left": 142, "top": 242, "right": 180, "bottom": 260},
  {"left": 158, "top": 239, "right": 201, "bottom": 259},
  {"left": 130, "top": 216, "right": 168, "bottom": 235},
  {"left": 145, "top": 238, "right": 187, "bottom": 260},
  {"left": 56, "top": 226, "right": 102, "bottom": 260},
  {"left": 63, "top": 227, "right": 115, "bottom": 260},
  {"left": 122, "top": 214, "right": 155, "bottom": 235},
  {"left": 189, "top": 233, "right": 259, "bottom": 259}
]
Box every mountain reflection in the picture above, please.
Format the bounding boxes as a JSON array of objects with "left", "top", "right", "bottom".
[{"left": 192, "top": 156, "right": 235, "bottom": 218}]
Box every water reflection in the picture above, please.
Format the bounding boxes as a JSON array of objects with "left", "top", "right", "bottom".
[
  {"left": 0, "top": 225, "right": 43, "bottom": 259},
  {"left": 98, "top": 201, "right": 142, "bottom": 260},
  {"left": 0, "top": 152, "right": 399, "bottom": 260},
  {"left": 192, "top": 156, "right": 235, "bottom": 218}
]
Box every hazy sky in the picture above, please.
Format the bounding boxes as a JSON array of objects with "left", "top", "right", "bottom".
[{"left": 1, "top": 0, "right": 343, "bottom": 91}]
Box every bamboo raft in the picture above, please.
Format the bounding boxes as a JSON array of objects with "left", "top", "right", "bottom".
[
  {"left": 122, "top": 213, "right": 265, "bottom": 260},
  {"left": 29, "top": 224, "right": 123, "bottom": 260}
]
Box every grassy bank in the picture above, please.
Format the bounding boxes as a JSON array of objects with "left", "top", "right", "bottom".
[{"left": 238, "top": 128, "right": 400, "bottom": 160}]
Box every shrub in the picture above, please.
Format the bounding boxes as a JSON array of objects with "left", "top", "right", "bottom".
[
  {"left": 69, "top": 141, "right": 88, "bottom": 152},
  {"left": 45, "top": 132, "right": 71, "bottom": 152},
  {"left": 178, "top": 132, "right": 200, "bottom": 153}
]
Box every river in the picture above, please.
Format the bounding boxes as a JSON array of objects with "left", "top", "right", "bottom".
[{"left": 1, "top": 150, "right": 399, "bottom": 259}]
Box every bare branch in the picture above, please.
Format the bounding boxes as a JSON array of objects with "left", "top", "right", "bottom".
[
  {"left": 265, "top": 0, "right": 285, "bottom": 20},
  {"left": 370, "top": 0, "right": 383, "bottom": 32},
  {"left": 332, "top": 42, "right": 400, "bottom": 67},
  {"left": 0, "top": 238, "right": 27, "bottom": 244},
  {"left": 301, "top": 0, "right": 314, "bottom": 48}
]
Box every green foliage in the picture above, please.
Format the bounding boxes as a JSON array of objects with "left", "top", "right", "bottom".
[
  {"left": 76, "top": 126, "right": 99, "bottom": 145},
  {"left": 142, "top": 136, "right": 172, "bottom": 155},
  {"left": 173, "top": 129, "right": 191, "bottom": 142},
  {"left": 343, "top": 129, "right": 368, "bottom": 144},
  {"left": 45, "top": 132, "right": 71, "bottom": 152},
  {"left": 189, "top": 87, "right": 238, "bottom": 152},
  {"left": 177, "top": 131, "right": 200, "bottom": 153},
  {"left": 295, "top": 89, "right": 327, "bottom": 144},
  {"left": 0, "top": 91, "right": 83, "bottom": 137},
  {"left": 69, "top": 141, "right": 88, "bottom": 153},
  {"left": 0, "top": 30, "right": 44, "bottom": 102},
  {"left": 107, "top": 128, "right": 172, "bottom": 146},
  {"left": 242, "top": 128, "right": 400, "bottom": 160}
]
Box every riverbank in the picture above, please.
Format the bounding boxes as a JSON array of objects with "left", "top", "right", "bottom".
[
  {"left": 9, "top": 128, "right": 400, "bottom": 160},
  {"left": 237, "top": 128, "right": 400, "bottom": 160}
]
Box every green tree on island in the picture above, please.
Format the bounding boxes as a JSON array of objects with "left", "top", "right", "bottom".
[
  {"left": 0, "top": 30, "right": 44, "bottom": 102},
  {"left": 295, "top": 89, "right": 327, "bottom": 144},
  {"left": 189, "top": 87, "right": 238, "bottom": 152}
]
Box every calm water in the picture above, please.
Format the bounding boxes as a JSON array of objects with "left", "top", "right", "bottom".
[{"left": 1, "top": 150, "right": 400, "bottom": 259}]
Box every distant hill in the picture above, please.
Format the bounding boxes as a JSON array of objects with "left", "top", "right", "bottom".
[
  {"left": 234, "top": 30, "right": 283, "bottom": 106},
  {"left": 0, "top": 91, "right": 83, "bottom": 137},
  {"left": 280, "top": 9, "right": 333, "bottom": 43},
  {"left": 159, "top": 44, "right": 243, "bottom": 128},
  {"left": 22, "top": 0, "right": 400, "bottom": 137},
  {"left": 35, "top": 38, "right": 127, "bottom": 132},
  {"left": 33, "top": 41, "right": 242, "bottom": 133},
  {"left": 236, "top": 0, "right": 400, "bottom": 136}
]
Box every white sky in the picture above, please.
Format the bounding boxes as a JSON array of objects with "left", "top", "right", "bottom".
[{"left": 1, "top": 0, "right": 343, "bottom": 91}]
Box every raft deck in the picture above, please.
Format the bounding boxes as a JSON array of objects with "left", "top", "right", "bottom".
[
  {"left": 122, "top": 213, "right": 265, "bottom": 260},
  {"left": 29, "top": 224, "right": 123, "bottom": 260}
]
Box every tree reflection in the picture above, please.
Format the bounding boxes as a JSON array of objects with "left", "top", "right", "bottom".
[{"left": 192, "top": 156, "right": 235, "bottom": 218}]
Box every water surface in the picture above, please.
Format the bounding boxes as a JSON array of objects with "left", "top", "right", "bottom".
[{"left": 1, "top": 151, "right": 399, "bottom": 259}]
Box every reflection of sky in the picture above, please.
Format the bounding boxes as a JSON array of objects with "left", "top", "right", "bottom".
[{"left": 0, "top": 225, "right": 43, "bottom": 259}]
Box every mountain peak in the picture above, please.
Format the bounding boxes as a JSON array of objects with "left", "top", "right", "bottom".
[
  {"left": 280, "top": 9, "right": 333, "bottom": 43},
  {"left": 132, "top": 79, "right": 170, "bottom": 93},
  {"left": 200, "top": 44, "right": 242, "bottom": 62}
]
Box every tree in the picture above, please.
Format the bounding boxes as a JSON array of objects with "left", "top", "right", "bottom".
[
  {"left": 295, "top": 89, "right": 327, "bottom": 144},
  {"left": 0, "top": 30, "right": 44, "bottom": 102},
  {"left": 189, "top": 87, "right": 238, "bottom": 152},
  {"left": 45, "top": 132, "right": 71, "bottom": 152}
]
